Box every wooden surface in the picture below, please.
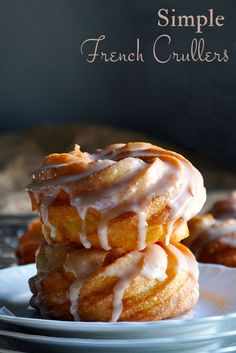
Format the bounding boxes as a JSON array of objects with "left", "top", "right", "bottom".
[{"left": 0, "top": 123, "right": 235, "bottom": 214}]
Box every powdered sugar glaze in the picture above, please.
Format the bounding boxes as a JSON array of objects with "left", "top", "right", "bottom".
[
  {"left": 27, "top": 142, "right": 206, "bottom": 249},
  {"left": 192, "top": 217, "right": 236, "bottom": 258}
]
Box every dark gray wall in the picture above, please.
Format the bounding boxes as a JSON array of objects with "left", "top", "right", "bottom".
[{"left": 0, "top": 0, "right": 235, "bottom": 163}]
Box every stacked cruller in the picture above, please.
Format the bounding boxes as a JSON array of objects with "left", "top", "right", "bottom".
[
  {"left": 28, "top": 142, "right": 206, "bottom": 322},
  {"left": 184, "top": 192, "right": 236, "bottom": 267}
]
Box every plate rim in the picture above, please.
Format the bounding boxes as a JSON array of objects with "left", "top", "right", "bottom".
[{"left": 1, "top": 327, "right": 236, "bottom": 345}]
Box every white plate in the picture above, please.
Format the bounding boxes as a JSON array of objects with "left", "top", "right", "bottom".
[
  {"left": 0, "top": 263, "right": 236, "bottom": 340},
  {"left": 1, "top": 328, "right": 236, "bottom": 353},
  {"left": 2, "top": 345, "right": 234, "bottom": 353}
]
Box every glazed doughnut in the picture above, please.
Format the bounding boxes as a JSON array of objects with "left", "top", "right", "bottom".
[
  {"left": 210, "top": 191, "right": 236, "bottom": 219},
  {"left": 29, "top": 241, "right": 199, "bottom": 322},
  {"left": 16, "top": 219, "right": 43, "bottom": 265},
  {"left": 186, "top": 214, "right": 236, "bottom": 266},
  {"left": 27, "top": 142, "right": 206, "bottom": 250}
]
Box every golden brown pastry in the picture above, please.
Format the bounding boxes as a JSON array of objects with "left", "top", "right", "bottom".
[
  {"left": 29, "top": 241, "right": 199, "bottom": 322},
  {"left": 27, "top": 142, "right": 206, "bottom": 250},
  {"left": 16, "top": 219, "right": 43, "bottom": 265},
  {"left": 27, "top": 142, "right": 205, "bottom": 322},
  {"left": 210, "top": 191, "right": 236, "bottom": 219},
  {"left": 186, "top": 214, "right": 236, "bottom": 266}
]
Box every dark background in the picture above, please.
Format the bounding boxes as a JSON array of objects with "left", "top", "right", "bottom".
[{"left": 0, "top": 0, "right": 235, "bottom": 163}]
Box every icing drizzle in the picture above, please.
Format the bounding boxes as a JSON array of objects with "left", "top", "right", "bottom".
[
  {"left": 27, "top": 142, "right": 206, "bottom": 249},
  {"left": 61, "top": 242, "right": 197, "bottom": 322},
  {"left": 63, "top": 249, "right": 106, "bottom": 320},
  {"left": 192, "top": 217, "right": 236, "bottom": 258}
]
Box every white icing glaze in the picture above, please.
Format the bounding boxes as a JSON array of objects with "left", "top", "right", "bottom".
[
  {"left": 211, "top": 191, "right": 236, "bottom": 219},
  {"left": 69, "top": 280, "right": 83, "bottom": 321},
  {"left": 28, "top": 178, "right": 60, "bottom": 242},
  {"left": 103, "top": 244, "right": 168, "bottom": 322},
  {"left": 52, "top": 242, "right": 193, "bottom": 322},
  {"left": 220, "top": 236, "right": 236, "bottom": 247},
  {"left": 63, "top": 249, "right": 106, "bottom": 320},
  {"left": 75, "top": 206, "right": 91, "bottom": 249},
  {"left": 28, "top": 143, "right": 206, "bottom": 248},
  {"left": 40, "top": 206, "right": 57, "bottom": 239},
  {"left": 167, "top": 243, "right": 199, "bottom": 280},
  {"left": 193, "top": 218, "right": 236, "bottom": 258},
  {"left": 141, "top": 244, "right": 168, "bottom": 281},
  {"left": 61, "top": 157, "right": 147, "bottom": 250},
  {"left": 34, "top": 162, "right": 70, "bottom": 172},
  {"left": 167, "top": 243, "right": 188, "bottom": 273},
  {"left": 136, "top": 209, "right": 147, "bottom": 250},
  {"left": 103, "top": 251, "right": 142, "bottom": 322}
]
